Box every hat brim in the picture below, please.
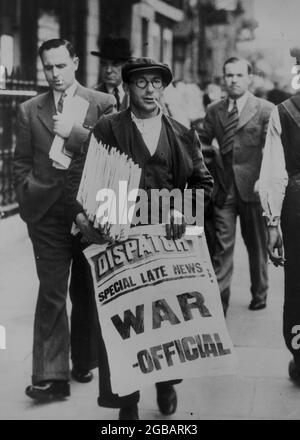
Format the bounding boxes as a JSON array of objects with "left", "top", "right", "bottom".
[
  {"left": 90, "top": 51, "right": 130, "bottom": 61},
  {"left": 123, "top": 66, "right": 173, "bottom": 86}
]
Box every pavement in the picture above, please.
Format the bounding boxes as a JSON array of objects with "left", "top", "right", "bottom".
[{"left": 0, "top": 214, "right": 299, "bottom": 420}]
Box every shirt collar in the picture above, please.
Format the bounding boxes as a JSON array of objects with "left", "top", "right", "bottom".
[
  {"left": 131, "top": 107, "right": 162, "bottom": 125},
  {"left": 117, "top": 83, "right": 125, "bottom": 101},
  {"left": 229, "top": 90, "right": 249, "bottom": 114},
  {"left": 53, "top": 80, "right": 78, "bottom": 104},
  {"left": 229, "top": 90, "right": 250, "bottom": 114}
]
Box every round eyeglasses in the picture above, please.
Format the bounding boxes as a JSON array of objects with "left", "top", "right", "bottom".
[{"left": 130, "top": 78, "right": 163, "bottom": 89}]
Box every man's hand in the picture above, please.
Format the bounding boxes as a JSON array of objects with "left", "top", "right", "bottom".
[
  {"left": 267, "top": 226, "right": 284, "bottom": 267},
  {"left": 76, "top": 212, "right": 112, "bottom": 245},
  {"left": 53, "top": 113, "right": 73, "bottom": 139},
  {"left": 165, "top": 209, "right": 186, "bottom": 240}
]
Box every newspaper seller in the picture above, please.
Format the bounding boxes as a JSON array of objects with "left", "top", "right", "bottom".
[{"left": 65, "top": 57, "right": 213, "bottom": 420}]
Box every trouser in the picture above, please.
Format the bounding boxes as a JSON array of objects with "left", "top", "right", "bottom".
[
  {"left": 96, "top": 322, "right": 181, "bottom": 408},
  {"left": 204, "top": 200, "right": 217, "bottom": 258},
  {"left": 281, "top": 175, "right": 300, "bottom": 367},
  {"left": 70, "top": 236, "right": 100, "bottom": 371},
  {"left": 88, "top": 265, "right": 181, "bottom": 408},
  {"left": 212, "top": 181, "right": 268, "bottom": 313},
  {"left": 27, "top": 198, "right": 98, "bottom": 384}
]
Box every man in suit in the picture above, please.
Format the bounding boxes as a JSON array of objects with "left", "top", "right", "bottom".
[
  {"left": 91, "top": 36, "right": 131, "bottom": 111},
  {"left": 13, "top": 38, "right": 115, "bottom": 401},
  {"left": 65, "top": 57, "right": 213, "bottom": 419},
  {"left": 199, "top": 57, "right": 274, "bottom": 315}
]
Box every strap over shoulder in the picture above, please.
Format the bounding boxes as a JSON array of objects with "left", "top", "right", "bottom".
[{"left": 281, "top": 95, "right": 300, "bottom": 129}]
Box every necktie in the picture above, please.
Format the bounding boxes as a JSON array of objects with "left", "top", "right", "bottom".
[
  {"left": 216, "top": 100, "right": 239, "bottom": 203},
  {"left": 57, "top": 92, "right": 66, "bottom": 113},
  {"left": 221, "top": 100, "right": 239, "bottom": 155},
  {"left": 114, "top": 87, "right": 121, "bottom": 111}
]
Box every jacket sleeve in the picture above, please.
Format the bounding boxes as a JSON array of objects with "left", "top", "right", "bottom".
[
  {"left": 198, "top": 105, "right": 216, "bottom": 146},
  {"left": 13, "top": 103, "right": 33, "bottom": 191},
  {"left": 64, "top": 145, "right": 88, "bottom": 223},
  {"left": 64, "top": 115, "right": 113, "bottom": 223},
  {"left": 260, "top": 101, "right": 275, "bottom": 147},
  {"left": 187, "top": 130, "right": 214, "bottom": 213}
]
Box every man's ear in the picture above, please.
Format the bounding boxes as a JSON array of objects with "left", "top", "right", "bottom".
[{"left": 73, "top": 56, "right": 79, "bottom": 71}]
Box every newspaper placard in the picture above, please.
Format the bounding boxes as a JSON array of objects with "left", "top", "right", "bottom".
[{"left": 84, "top": 225, "right": 237, "bottom": 396}]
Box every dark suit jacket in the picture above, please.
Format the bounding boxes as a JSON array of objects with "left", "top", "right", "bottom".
[
  {"left": 199, "top": 92, "right": 274, "bottom": 202},
  {"left": 13, "top": 82, "right": 116, "bottom": 224},
  {"left": 65, "top": 109, "right": 213, "bottom": 222},
  {"left": 94, "top": 82, "right": 129, "bottom": 111}
]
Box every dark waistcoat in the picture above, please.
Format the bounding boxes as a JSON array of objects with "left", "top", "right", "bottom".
[
  {"left": 130, "top": 121, "right": 175, "bottom": 224},
  {"left": 136, "top": 122, "right": 174, "bottom": 191}
]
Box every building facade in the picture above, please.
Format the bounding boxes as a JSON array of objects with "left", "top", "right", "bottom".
[
  {"left": 0, "top": 0, "right": 185, "bottom": 213},
  {"left": 173, "top": 0, "right": 256, "bottom": 86},
  {"left": 0, "top": 0, "right": 184, "bottom": 87}
]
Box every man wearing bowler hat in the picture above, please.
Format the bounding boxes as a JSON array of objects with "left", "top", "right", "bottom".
[
  {"left": 65, "top": 57, "right": 213, "bottom": 419},
  {"left": 91, "top": 36, "right": 131, "bottom": 111}
]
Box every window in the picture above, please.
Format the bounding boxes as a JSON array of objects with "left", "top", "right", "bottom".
[
  {"left": 162, "top": 28, "right": 172, "bottom": 67},
  {"left": 36, "top": 11, "right": 60, "bottom": 86},
  {"left": 142, "top": 17, "right": 149, "bottom": 57}
]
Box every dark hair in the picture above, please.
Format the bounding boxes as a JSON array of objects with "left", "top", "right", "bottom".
[
  {"left": 223, "top": 57, "right": 252, "bottom": 75},
  {"left": 38, "top": 38, "right": 76, "bottom": 59}
]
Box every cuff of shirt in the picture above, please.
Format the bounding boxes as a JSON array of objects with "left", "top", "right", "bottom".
[{"left": 264, "top": 214, "right": 280, "bottom": 227}]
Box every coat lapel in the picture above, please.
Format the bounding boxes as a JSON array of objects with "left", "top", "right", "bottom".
[
  {"left": 217, "top": 99, "right": 229, "bottom": 128},
  {"left": 73, "top": 82, "right": 89, "bottom": 100},
  {"left": 120, "top": 93, "right": 130, "bottom": 111},
  {"left": 236, "top": 93, "right": 258, "bottom": 131},
  {"left": 111, "top": 109, "right": 152, "bottom": 166},
  {"left": 110, "top": 110, "right": 135, "bottom": 157},
  {"left": 37, "top": 92, "right": 56, "bottom": 134}
]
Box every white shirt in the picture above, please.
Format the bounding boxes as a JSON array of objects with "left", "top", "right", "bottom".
[
  {"left": 258, "top": 106, "right": 288, "bottom": 221},
  {"left": 116, "top": 83, "right": 125, "bottom": 104},
  {"left": 53, "top": 80, "right": 78, "bottom": 111},
  {"left": 106, "top": 82, "right": 125, "bottom": 104},
  {"left": 51, "top": 81, "right": 78, "bottom": 170},
  {"left": 131, "top": 109, "right": 162, "bottom": 156},
  {"left": 228, "top": 90, "right": 250, "bottom": 115}
]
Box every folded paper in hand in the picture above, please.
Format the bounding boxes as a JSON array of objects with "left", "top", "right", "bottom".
[{"left": 49, "top": 95, "right": 89, "bottom": 169}]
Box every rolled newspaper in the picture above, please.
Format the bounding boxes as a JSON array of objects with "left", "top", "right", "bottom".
[{"left": 76, "top": 135, "right": 141, "bottom": 241}]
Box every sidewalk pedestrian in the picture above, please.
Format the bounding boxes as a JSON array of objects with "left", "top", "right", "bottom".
[
  {"left": 91, "top": 36, "right": 131, "bottom": 111},
  {"left": 13, "top": 38, "right": 115, "bottom": 401},
  {"left": 65, "top": 57, "right": 213, "bottom": 419},
  {"left": 199, "top": 57, "right": 274, "bottom": 315}
]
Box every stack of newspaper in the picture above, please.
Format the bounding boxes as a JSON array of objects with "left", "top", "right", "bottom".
[{"left": 77, "top": 134, "right": 141, "bottom": 241}]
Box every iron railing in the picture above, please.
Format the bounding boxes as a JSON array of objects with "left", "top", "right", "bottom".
[{"left": 0, "top": 78, "right": 37, "bottom": 218}]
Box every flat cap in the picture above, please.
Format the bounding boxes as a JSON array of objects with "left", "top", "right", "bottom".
[{"left": 122, "top": 57, "right": 173, "bottom": 86}]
